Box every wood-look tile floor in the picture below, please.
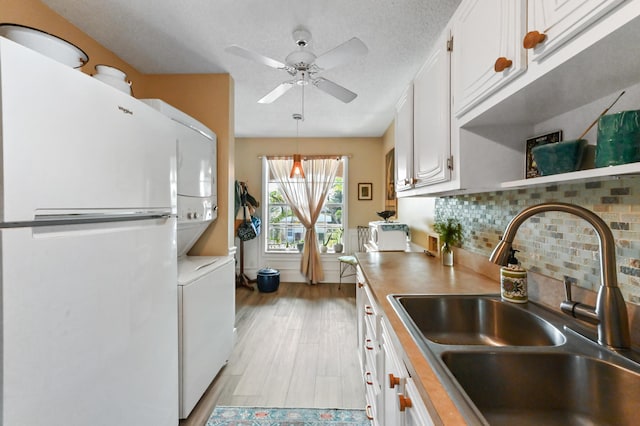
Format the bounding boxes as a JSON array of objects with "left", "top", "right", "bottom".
[{"left": 180, "top": 282, "right": 365, "bottom": 426}]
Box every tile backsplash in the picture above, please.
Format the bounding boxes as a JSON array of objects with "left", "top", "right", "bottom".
[{"left": 435, "top": 177, "right": 640, "bottom": 305}]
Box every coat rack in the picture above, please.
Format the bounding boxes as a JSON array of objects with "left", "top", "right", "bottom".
[
  {"left": 236, "top": 239, "right": 255, "bottom": 290},
  {"left": 235, "top": 181, "right": 257, "bottom": 290}
]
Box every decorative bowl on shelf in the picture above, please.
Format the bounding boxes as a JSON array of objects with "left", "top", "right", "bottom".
[
  {"left": 376, "top": 210, "right": 396, "bottom": 222},
  {"left": 531, "top": 139, "right": 587, "bottom": 176},
  {"left": 596, "top": 110, "right": 640, "bottom": 167}
]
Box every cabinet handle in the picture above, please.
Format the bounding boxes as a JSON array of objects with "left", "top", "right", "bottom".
[
  {"left": 365, "top": 405, "right": 374, "bottom": 420},
  {"left": 365, "top": 306, "right": 374, "bottom": 316},
  {"left": 365, "top": 339, "right": 374, "bottom": 350},
  {"left": 365, "top": 371, "right": 374, "bottom": 385},
  {"left": 389, "top": 373, "right": 401, "bottom": 389},
  {"left": 398, "top": 394, "right": 413, "bottom": 412},
  {"left": 494, "top": 57, "right": 513, "bottom": 72},
  {"left": 523, "top": 30, "right": 546, "bottom": 49},
  {"left": 357, "top": 282, "right": 364, "bottom": 288}
]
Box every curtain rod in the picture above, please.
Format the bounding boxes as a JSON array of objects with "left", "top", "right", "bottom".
[{"left": 258, "top": 154, "right": 352, "bottom": 159}]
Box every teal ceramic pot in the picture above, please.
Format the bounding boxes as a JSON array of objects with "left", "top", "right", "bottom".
[
  {"left": 596, "top": 110, "right": 640, "bottom": 167},
  {"left": 531, "top": 139, "right": 587, "bottom": 176}
]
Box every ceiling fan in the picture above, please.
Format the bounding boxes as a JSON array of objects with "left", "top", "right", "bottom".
[{"left": 225, "top": 27, "right": 368, "bottom": 104}]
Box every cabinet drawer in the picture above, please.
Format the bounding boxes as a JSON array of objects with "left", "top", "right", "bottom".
[{"left": 365, "top": 378, "right": 381, "bottom": 426}]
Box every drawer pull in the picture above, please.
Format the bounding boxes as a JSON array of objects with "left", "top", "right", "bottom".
[
  {"left": 398, "top": 394, "right": 412, "bottom": 412},
  {"left": 365, "top": 306, "right": 374, "bottom": 316},
  {"left": 494, "top": 57, "right": 512, "bottom": 72},
  {"left": 523, "top": 30, "right": 546, "bottom": 49},
  {"left": 365, "top": 339, "right": 374, "bottom": 350},
  {"left": 389, "top": 373, "right": 401, "bottom": 388},
  {"left": 365, "top": 371, "right": 374, "bottom": 385},
  {"left": 357, "top": 282, "right": 364, "bottom": 288},
  {"left": 365, "top": 404, "right": 374, "bottom": 420}
]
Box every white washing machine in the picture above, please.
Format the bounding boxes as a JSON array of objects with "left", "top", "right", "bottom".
[{"left": 142, "top": 99, "right": 235, "bottom": 419}]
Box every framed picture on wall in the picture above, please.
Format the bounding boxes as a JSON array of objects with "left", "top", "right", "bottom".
[{"left": 358, "top": 183, "right": 373, "bottom": 200}]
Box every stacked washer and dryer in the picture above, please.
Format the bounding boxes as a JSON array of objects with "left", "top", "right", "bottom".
[{"left": 142, "top": 99, "right": 235, "bottom": 419}]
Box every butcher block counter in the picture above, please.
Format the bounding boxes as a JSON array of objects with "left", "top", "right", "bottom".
[{"left": 355, "top": 250, "right": 501, "bottom": 425}]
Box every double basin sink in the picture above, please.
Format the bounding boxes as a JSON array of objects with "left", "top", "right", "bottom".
[{"left": 389, "top": 295, "right": 640, "bottom": 425}]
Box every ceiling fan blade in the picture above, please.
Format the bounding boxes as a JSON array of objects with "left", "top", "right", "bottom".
[
  {"left": 258, "top": 81, "right": 295, "bottom": 104},
  {"left": 313, "top": 78, "right": 357, "bottom": 103},
  {"left": 314, "top": 37, "right": 368, "bottom": 70},
  {"left": 225, "top": 45, "right": 287, "bottom": 70}
]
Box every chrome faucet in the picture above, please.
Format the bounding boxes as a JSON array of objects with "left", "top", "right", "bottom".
[{"left": 490, "top": 202, "right": 630, "bottom": 349}]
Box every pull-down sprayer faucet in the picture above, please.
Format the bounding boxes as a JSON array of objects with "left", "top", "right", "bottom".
[{"left": 490, "top": 202, "right": 630, "bottom": 349}]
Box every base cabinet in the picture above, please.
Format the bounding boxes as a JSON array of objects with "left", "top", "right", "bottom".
[
  {"left": 404, "top": 378, "right": 434, "bottom": 426},
  {"left": 357, "top": 268, "right": 383, "bottom": 424},
  {"left": 357, "top": 268, "right": 435, "bottom": 425}
]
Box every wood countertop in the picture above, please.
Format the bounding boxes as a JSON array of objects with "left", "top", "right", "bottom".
[{"left": 355, "top": 251, "right": 501, "bottom": 425}]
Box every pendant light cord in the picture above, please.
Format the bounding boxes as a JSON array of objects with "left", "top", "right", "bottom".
[{"left": 301, "top": 72, "right": 305, "bottom": 121}]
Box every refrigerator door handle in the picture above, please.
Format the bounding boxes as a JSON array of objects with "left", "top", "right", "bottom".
[{"left": 0, "top": 212, "right": 175, "bottom": 229}]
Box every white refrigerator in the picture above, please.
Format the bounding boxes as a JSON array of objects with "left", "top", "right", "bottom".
[{"left": 0, "top": 37, "right": 179, "bottom": 425}]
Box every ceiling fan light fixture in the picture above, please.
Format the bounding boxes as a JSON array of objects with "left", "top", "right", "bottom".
[{"left": 225, "top": 27, "right": 367, "bottom": 104}]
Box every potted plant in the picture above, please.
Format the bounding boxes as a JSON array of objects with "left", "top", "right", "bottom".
[
  {"left": 320, "top": 232, "right": 332, "bottom": 253},
  {"left": 433, "top": 218, "right": 463, "bottom": 266},
  {"left": 333, "top": 228, "right": 344, "bottom": 253},
  {"left": 296, "top": 240, "right": 305, "bottom": 253}
]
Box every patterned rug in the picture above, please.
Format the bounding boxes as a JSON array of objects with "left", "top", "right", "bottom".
[{"left": 206, "top": 406, "right": 370, "bottom": 426}]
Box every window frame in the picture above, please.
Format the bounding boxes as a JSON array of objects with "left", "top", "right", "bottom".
[{"left": 261, "top": 156, "right": 349, "bottom": 256}]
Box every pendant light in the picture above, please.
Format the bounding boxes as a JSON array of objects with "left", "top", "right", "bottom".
[
  {"left": 289, "top": 114, "right": 305, "bottom": 178},
  {"left": 290, "top": 73, "right": 306, "bottom": 179}
]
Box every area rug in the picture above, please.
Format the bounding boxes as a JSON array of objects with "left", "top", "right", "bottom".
[{"left": 206, "top": 406, "right": 370, "bottom": 426}]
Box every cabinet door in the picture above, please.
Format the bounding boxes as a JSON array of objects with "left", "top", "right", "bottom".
[
  {"left": 413, "top": 31, "right": 451, "bottom": 187},
  {"left": 395, "top": 85, "right": 414, "bottom": 191},
  {"left": 404, "top": 378, "right": 435, "bottom": 426},
  {"left": 526, "top": 0, "right": 626, "bottom": 62},
  {"left": 452, "top": 0, "right": 527, "bottom": 116},
  {"left": 382, "top": 327, "right": 405, "bottom": 426},
  {"left": 356, "top": 271, "right": 366, "bottom": 370}
]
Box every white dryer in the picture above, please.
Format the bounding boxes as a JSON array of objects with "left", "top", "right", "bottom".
[{"left": 142, "top": 99, "right": 235, "bottom": 419}]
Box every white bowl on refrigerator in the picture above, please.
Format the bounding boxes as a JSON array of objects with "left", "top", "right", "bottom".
[
  {"left": 0, "top": 23, "right": 88, "bottom": 68},
  {"left": 93, "top": 65, "right": 132, "bottom": 95}
]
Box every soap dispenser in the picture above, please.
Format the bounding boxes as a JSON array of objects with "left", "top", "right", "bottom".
[{"left": 500, "top": 249, "right": 528, "bottom": 303}]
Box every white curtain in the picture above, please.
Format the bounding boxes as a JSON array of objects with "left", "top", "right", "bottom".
[{"left": 269, "top": 157, "right": 340, "bottom": 283}]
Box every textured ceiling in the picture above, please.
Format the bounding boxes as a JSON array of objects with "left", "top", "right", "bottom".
[{"left": 40, "top": 0, "right": 461, "bottom": 138}]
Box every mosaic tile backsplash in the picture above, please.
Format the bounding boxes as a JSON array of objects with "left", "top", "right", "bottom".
[{"left": 435, "top": 177, "right": 640, "bottom": 305}]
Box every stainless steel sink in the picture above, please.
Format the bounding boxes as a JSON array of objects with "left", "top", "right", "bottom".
[
  {"left": 442, "top": 352, "right": 640, "bottom": 426},
  {"left": 396, "top": 295, "right": 565, "bottom": 346},
  {"left": 388, "top": 294, "right": 640, "bottom": 425}
]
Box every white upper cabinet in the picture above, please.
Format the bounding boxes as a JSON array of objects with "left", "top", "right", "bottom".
[
  {"left": 525, "top": 0, "right": 626, "bottom": 62},
  {"left": 452, "top": 0, "right": 527, "bottom": 117},
  {"left": 394, "top": 85, "right": 414, "bottom": 192},
  {"left": 413, "top": 30, "right": 451, "bottom": 188}
]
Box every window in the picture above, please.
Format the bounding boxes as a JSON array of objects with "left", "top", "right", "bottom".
[{"left": 263, "top": 156, "right": 347, "bottom": 253}]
